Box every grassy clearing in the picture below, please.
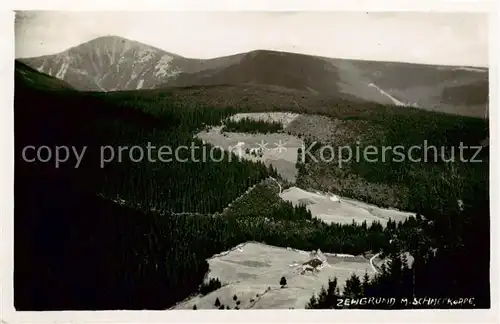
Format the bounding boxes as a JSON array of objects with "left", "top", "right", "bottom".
[{"left": 173, "top": 242, "right": 374, "bottom": 310}]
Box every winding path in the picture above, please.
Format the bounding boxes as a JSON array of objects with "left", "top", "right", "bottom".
[
  {"left": 269, "top": 176, "right": 282, "bottom": 195},
  {"left": 369, "top": 252, "right": 381, "bottom": 274}
]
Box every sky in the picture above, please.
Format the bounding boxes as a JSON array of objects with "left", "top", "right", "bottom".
[{"left": 15, "top": 11, "right": 489, "bottom": 67}]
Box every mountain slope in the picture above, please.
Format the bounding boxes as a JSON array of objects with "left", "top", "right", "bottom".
[
  {"left": 165, "top": 50, "right": 390, "bottom": 104},
  {"left": 164, "top": 50, "right": 488, "bottom": 118},
  {"left": 327, "top": 58, "right": 489, "bottom": 117},
  {"left": 18, "top": 36, "right": 195, "bottom": 91},
  {"left": 18, "top": 36, "right": 252, "bottom": 92},
  {"left": 15, "top": 60, "right": 75, "bottom": 91},
  {"left": 19, "top": 36, "right": 488, "bottom": 118}
]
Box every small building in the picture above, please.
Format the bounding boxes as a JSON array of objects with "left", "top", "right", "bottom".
[{"left": 299, "top": 253, "right": 328, "bottom": 275}]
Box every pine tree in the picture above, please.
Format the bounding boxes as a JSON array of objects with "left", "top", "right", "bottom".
[
  {"left": 326, "top": 277, "right": 340, "bottom": 308},
  {"left": 343, "top": 273, "right": 362, "bottom": 299},
  {"left": 362, "top": 272, "right": 371, "bottom": 296},
  {"left": 305, "top": 294, "right": 318, "bottom": 309},
  {"left": 316, "top": 286, "right": 328, "bottom": 308}
]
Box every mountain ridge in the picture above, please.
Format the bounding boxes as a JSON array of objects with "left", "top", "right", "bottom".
[
  {"left": 18, "top": 35, "right": 191, "bottom": 91},
  {"left": 19, "top": 35, "right": 489, "bottom": 118}
]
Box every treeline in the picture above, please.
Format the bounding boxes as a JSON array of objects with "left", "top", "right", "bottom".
[
  {"left": 348, "top": 112, "right": 487, "bottom": 211},
  {"left": 308, "top": 249, "right": 485, "bottom": 309},
  {"left": 292, "top": 104, "right": 488, "bottom": 211},
  {"left": 305, "top": 255, "right": 414, "bottom": 309},
  {"left": 15, "top": 80, "right": 394, "bottom": 310},
  {"left": 17, "top": 82, "right": 274, "bottom": 215},
  {"left": 221, "top": 117, "right": 283, "bottom": 134},
  {"left": 15, "top": 170, "right": 411, "bottom": 310},
  {"left": 114, "top": 89, "right": 490, "bottom": 308},
  {"left": 14, "top": 78, "right": 269, "bottom": 309},
  {"left": 294, "top": 110, "right": 490, "bottom": 308},
  {"left": 223, "top": 182, "right": 417, "bottom": 255},
  {"left": 306, "top": 161, "right": 490, "bottom": 309},
  {"left": 100, "top": 94, "right": 278, "bottom": 213},
  {"left": 14, "top": 67, "right": 489, "bottom": 310},
  {"left": 199, "top": 278, "right": 222, "bottom": 296}
]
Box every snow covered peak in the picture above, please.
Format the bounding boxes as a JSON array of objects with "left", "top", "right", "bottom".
[{"left": 22, "top": 36, "right": 185, "bottom": 91}]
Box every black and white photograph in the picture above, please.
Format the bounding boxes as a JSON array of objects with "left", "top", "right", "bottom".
[{"left": 1, "top": 1, "right": 497, "bottom": 322}]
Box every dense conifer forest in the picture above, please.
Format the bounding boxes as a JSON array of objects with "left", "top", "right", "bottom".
[
  {"left": 296, "top": 110, "right": 490, "bottom": 308},
  {"left": 14, "top": 62, "right": 490, "bottom": 310},
  {"left": 221, "top": 117, "right": 283, "bottom": 133},
  {"left": 306, "top": 173, "right": 489, "bottom": 308}
]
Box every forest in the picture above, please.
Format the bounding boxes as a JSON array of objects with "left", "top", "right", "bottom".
[
  {"left": 14, "top": 63, "right": 490, "bottom": 310},
  {"left": 221, "top": 117, "right": 284, "bottom": 134},
  {"left": 319, "top": 184, "right": 487, "bottom": 309},
  {"left": 294, "top": 109, "right": 490, "bottom": 308}
]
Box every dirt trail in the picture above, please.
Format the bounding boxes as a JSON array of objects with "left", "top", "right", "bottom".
[{"left": 369, "top": 252, "right": 381, "bottom": 274}]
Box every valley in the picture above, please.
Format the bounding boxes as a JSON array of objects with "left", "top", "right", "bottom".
[
  {"left": 197, "top": 111, "right": 416, "bottom": 226},
  {"left": 13, "top": 33, "right": 490, "bottom": 311}
]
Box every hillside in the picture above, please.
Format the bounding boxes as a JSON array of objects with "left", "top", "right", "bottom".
[
  {"left": 17, "top": 36, "right": 249, "bottom": 92},
  {"left": 19, "top": 36, "right": 489, "bottom": 118},
  {"left": 326, "top": 58, "right": 489, "bottom": 117},
  {"left": 166, "top": 50, "right": 363, "bottom": 100},
  {"left": 13, "top": 61, "right": 391, "bottom": 309},
  {"left": 14, "top": 59, "right": 490, "bottom": 310},
  {"left": 18, "top": 36, "right": 191, "bottom": 91},
  {"left": 19, "top": 36, "right": 488, "bottom": 117},
  {"left": 15, "top": 60, "right": 75, "bottom": 91},
  {"left": 166, "top": 50, "right": 488, "bottom": 118}
]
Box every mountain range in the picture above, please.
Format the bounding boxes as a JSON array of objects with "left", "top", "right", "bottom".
[{"left": 17, "top": 35, "right": 489, "bottom": 118}]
